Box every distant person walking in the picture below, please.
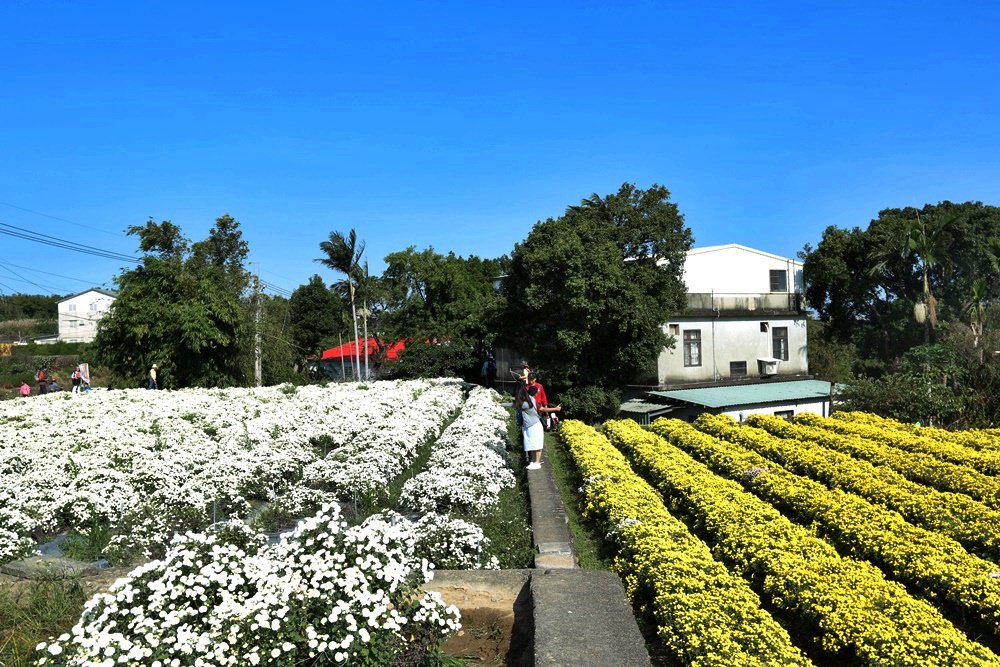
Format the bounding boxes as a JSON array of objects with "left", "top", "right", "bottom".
[
  {"left": 71, "top": 367, "right": 83, "bottom": 393},
  {"left": 35, "top": 367, "right": 48, "bottom": 395},
  {"left": 480, "top": 354, "right": 497, "bottom": 389},
  {"left": 148, "top": 364, "right": 158, "bottom": 390}
]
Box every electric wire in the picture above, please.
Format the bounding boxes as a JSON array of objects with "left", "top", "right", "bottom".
[{"left": 0, "top": 222, "right": 139, "bottom": 263}]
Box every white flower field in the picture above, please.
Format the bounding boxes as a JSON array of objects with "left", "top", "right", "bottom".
[{"left": 0, "top": 379, "right": 517, "bottom": 666}]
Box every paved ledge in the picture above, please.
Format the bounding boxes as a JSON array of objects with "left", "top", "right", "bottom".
[
  {"left": 526, "top": 462, "right": 576, "bottom": 569},
  {"left": 532, "top": 569, "right": 651, "bottom": 667}
]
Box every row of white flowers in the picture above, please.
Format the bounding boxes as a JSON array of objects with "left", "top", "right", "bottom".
[
  {"left": 35, "top": 504, "right": 462, "bottom": 666},
  {"left": 0, "top": 379, "right": 465, "bottom": 564}
]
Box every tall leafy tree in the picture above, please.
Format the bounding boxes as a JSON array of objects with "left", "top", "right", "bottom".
[
  {"left": 503, "top": 182, "right": 692, "bottom": 420},
  {"left": 288, "top": 275, "right": 345, "bottom": 357},
  {"left": 380, "top": 247, "right": 504, "bottom": 379},
  {"left": 95, "top": 216, "right": 251, "bottom": 388}
]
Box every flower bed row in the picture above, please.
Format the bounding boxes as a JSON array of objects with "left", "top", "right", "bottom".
[
  {"left": 696, "top": 413, "right": 1000, "bottom": 563},
  {"left": 815, "top": 412, "right": 1000, "bottom": 475},
  {"left": 747, "top": 413, "right": 1000, "bottom": 510},
  {"left": 833, "top": 411, "right": 1000, "bottom": 453},
  {"left": 603, "top": 418, "right": 999, "bottom": 666},
  {"left": 35, "top": 505, "right": 461, "bottom": 666},
  {"left": 558, "top": 420, "right": 812, "bottom": 666},
  {"left": 650, "top": 415, "right": 1000, "bottom": 638}
]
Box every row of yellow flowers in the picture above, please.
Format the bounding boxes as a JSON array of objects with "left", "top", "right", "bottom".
[
  {"left": 835, "top": 410, "right": 1000, "bottom": 454},
  {"left": 818, "top": 411, "right": 1000, "bottom": 475},
  {"left": 697, "top": 411, "right": 1000, "bottom": 563},
  {"left": 558, "top": 419, "right": 812, "bottom": 666},
  {"left": 747, "top": 412, "right": 1000, "bottom": 510},
  {"left": 603, "top": 417, "right": 1000, "bottom": 667},
  {"left": 650, "top": 414, "right": 1000, "bottom": 639}
]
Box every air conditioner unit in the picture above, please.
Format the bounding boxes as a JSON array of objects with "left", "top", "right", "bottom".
[{"left": 757, "top": 358, "right": 780, "bottom": 377}]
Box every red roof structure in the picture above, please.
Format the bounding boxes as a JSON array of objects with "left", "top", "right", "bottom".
[{"left": 321, "top": 338, "right": 405, "bottom": 362}]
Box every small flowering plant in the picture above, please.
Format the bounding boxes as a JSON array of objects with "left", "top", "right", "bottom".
[{"left": 35, "top": 504, "right": 461, "bottom": 666}]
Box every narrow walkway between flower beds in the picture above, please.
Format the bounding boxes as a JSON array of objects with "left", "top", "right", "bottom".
[{"left": 523, "top": 461, "right": 652, "bottom": 666}]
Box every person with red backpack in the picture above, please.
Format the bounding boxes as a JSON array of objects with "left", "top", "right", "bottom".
[
  {"left": 71, "top": 366, "right": 83, "bottom": 393},
  {"left": 35, "top": 367, "right": 48, "bottom": 395}
]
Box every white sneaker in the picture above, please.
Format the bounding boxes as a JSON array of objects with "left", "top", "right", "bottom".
[{"left": 527, "top": 462, "right": 542, "bottom": 470}]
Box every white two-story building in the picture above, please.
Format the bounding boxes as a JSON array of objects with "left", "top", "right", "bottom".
[
  {"left": 623, "top": 244, "right": 827, "bottom": 424},
  {"left": 656, "top": 244, "right": 808, "bottom": 386},
  {"left": 57, "top": 288, "right": 117, "bottom": 343}
]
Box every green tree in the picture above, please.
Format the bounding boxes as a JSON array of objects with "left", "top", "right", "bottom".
[
  {"left": 503, "top": 182, "right": 692, "bottom": 420},
  {"left": 258, "top": 294, "right": 299, "bottom": 385},
  {"left": 804, "top": 201, "right": 1000, "bottom": 372},
  {"left": 316, "top": 229, "right": 365, "bottom": 379},
  {"left": 288, "top": 275, "right": 345, "bottom": 357},
  {"left": 380, "top": 247, "right": 504, "bottom": 378},
  {"left": 94, "top": 216, "right": 251, "bottom": 388}
]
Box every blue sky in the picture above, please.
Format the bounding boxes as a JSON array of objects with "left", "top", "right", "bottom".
[{"left": 2, "top": 1, "right": 998, "bottom": 297}]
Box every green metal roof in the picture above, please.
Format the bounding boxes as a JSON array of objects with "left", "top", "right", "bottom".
[
  {"left": 619, "top": 399, "right": 675, "bottom": 415},
  {"left": 648, "top": 380, "right": 832, "bottom": 409}
]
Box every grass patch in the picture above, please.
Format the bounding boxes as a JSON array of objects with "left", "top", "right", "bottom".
[
  {"left": 544, "top": 430, "right": 615, "bottom": 570},
  {"left": 0, "top": 579, "right": 88, "bottom": 667}
]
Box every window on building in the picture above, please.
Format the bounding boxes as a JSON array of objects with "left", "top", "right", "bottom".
[
  {"left": 730, "top": 361, "right": 747, "bottom": 377},
  {"left": 683, "top": 330, "right": 701, "bottom": 367},
  {"left": 760, "top": 322, "right": 769, "bottom": 332},
  {"left": 772, "top": 326, "right": 789, "bottom": 361},
  {"left": 769, "top": 269, "right": 788, "bottom": 292},
  {"left": 90, "top": 303, "right": 98, "bottom": 311},
  {"left": 68, "top": 304, "right": 77, "bottom": 312},
  {"left": 668, "top": 323, "right": 679, "bottom": 336},
  {"left": 774, "top": 410, "right": 794, "bottom": 420},
  {"left": 68, "top": 319, "right": 78, "bottom": 328}
]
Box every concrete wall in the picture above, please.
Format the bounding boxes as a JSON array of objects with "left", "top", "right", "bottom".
[
  {"left": 58, "top": 291, "right": 115, "bottom": 343},
  {"left": 659, "top": 315, "right": 808, "bottom": 385}
]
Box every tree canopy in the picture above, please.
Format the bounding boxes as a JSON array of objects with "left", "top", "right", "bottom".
[
  {"left": 379, "top": 247, "right": 505, "bottom": 377},
  {"left": 94, "top": 215, "right": 252, "bottom": 388},
  {"left": 502, "top": 182, "right": 692, "bottom": 419},
  {"left": 802, "top": 200, "right": 1000, "bottom": 426},
  {"left": 288, "top": 274, "right": 346, "bottom": 357}
]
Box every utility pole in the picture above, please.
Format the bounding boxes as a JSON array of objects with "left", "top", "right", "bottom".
[{"left": 253, "top": 264, "right": 262, "bottom": 387}]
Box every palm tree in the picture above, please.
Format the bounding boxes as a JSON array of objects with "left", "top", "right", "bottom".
[
  {"left": 966, "top": 277, "right": 987, "bottom": 363},
  {"left": 316, "top": 229, "right": 365, "bottom": 380},
  {"left": 870, "top": 209, "right": 952, "bottom": 342}
]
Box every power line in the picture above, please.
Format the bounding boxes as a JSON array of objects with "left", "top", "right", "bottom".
[
  {"left": 0, "top": 221, "right": 139, "bottom": 263},
  {"left": 0, "top": 201, "right": 125, "bottom": 238},
  {"left": 0, "top": 259, "right": 103, "bottom": 287}
]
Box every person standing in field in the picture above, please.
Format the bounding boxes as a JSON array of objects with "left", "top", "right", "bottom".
[
  {"left": 148, "top": 364, "right": 158, "bottom": 390},
  {"left": 19, "top": 381, "right": 30, "bottom": 397}
]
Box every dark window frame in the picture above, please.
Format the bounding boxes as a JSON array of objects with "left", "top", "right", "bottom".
[
  {"left": 683, "top": 329, "right": 702, "bottom": 367},
  {"left": 772, "top": 326, "right": 789, "bottom": 361},
  {"left": 770, "top": 269, "right": 788, "bottom": 292}
]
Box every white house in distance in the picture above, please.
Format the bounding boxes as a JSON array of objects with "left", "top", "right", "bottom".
[
  {"left": 57, "top": 288, "right": 117, "bottom": 343},
  {"left": 621, "top": 244, "right": 830, "bottom": 424},
  {"left": 657, "top": 244, "right": 808, "bottom": 385}
]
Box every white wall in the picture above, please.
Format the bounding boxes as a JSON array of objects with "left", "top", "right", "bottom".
[
  {"left": 667, "top": 397, "right": 829, "bottom": 423},
  {"left": 683, "top": 244, "right": 803, "bottom": 294},
  {"left": 58, "top": 291, "right": 115, "bottom": 343},
  {"left": 658, "top": 315, "right": 808, "bottom": 384}
]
